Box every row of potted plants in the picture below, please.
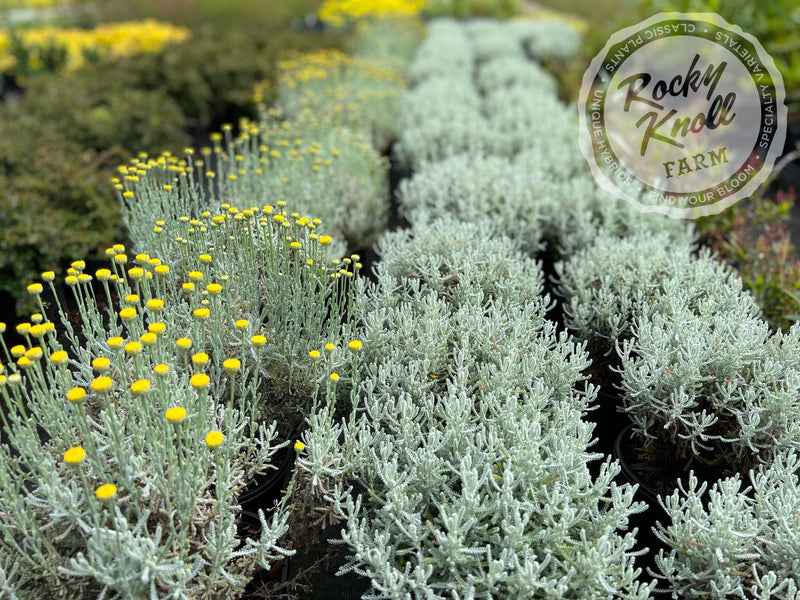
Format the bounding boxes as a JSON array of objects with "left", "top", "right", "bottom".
[
  {"left": 0, "top": 15, "right": 415, "bottom": 598},
  {"left": 0, "top": 201, "right": 363, "bottom": 596},
  {"left": 0, "top": 12, "right": 347, "bottom": 316},
  {"left": 390, "top": 16, "right": 800, "bottom": 598},
  {"left": 291, "top": 18, "right": 660, "bottom": 598}
]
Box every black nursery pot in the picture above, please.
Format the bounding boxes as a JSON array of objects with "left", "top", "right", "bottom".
[
  {"left": 238, "top": 445, "right": 296, "bottom": 516},
  {"left": 285, "top": 533, "right": 373, "bottom": 600},
  {"left": 614, "top": 424, "right": 669, "bottom": 581}
]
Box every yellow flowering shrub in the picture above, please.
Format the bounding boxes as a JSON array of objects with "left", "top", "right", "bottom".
[
  {"left": 269, "top": 48, "right": 406, "bottom": 150},
  {"left": 0, "top": 194, "right": 363, "bottom": 595},
  {"left": 317, "top": 0, "right": 425, "bottom": 26},
  {"left": 0, "top": 19, "right": 190, "bottom": 75}
]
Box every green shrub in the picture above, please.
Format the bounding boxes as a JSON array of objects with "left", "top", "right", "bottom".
[
  {"left": 423, "top": 0, "right": 521, "bottom": 19},
  {"left": 100, "top": 24, "right": 346, "bottom": 134},
  {"left": 17, "top": 69, "right": 189, "bottom": 154},
  {"left": 0, "top": 114, "right": 124, "bottom": 315},
  {"left": 640, "top": 0, "right": 800, "bottom": 116}
]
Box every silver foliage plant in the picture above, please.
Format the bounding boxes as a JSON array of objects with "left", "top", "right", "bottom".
[
  {"left": 397, "top": 18, "right": 581, "bottom": 169},
  {"left": 554, "top": 229, "right": 704, "bottom": 354},
  {"left": 619, "top": 282, "right": 800, "bottom": 474},
  {"left": 654, "top": 451, "right": 800, "bottom": 599},
  {"left": 295, "top": 217, "right": 656, "bottom": 598}
]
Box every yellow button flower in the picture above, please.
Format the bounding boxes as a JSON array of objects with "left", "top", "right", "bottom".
[
  {"left": 66, "top": 387, "right": 87, "bottom": 403},
  {"left": 119, "top": 307, "right": 137, "bottom": 320},
  {"left": 190, "top": 373, "right": 210, "bottom": 389},
  {"left": 91, "top": 376, "right": 114, "bottom": 393},
  {"left": 92, "top": 357, "right": 111, "bottom": 371},
  {"left": 146, "top": 298, "right": 165, "bottom": 311},
  {"left": 205, "top": 431, "right": 224, "bottom": 447},
  {"left": 50, "top": 350, "right": 69, "bottom": 364},
  {"left": 176, "top": 337, "right": 192, "bottom": 350},
  {"left": 25, "top": 347, "right": 43, "bottom": 360},
  {"left": 148, "top": 322, "right": 166, "bottom": 334},
  {"left": 130, "top": 379, "right": 151, "bottom": 394},
  {"left": 64, "top": 446, "right": 86, "bottom": 465},
  {"left": 29, "top": 324, "right": 47, "bottom": 338},
  {"left": 348, "top": 340, "right": 363, "bottom": 352},
  {"left": 223, "top": 358, "right": 241, "bottom": 372},
  {"left": 27, "top": 283, "right": 43, "bottom": 295},
  {"left": 96, "top": 483, "right": 117, "bottom": 500},
  {"left": 165, "top": 407, "right": 187, "bottom": 422},
  {"left": 251, "top": 334, "right": 266, "bottom": 346},
  {"left": 128, "top": 268, "right": 145, "bottom": 280},
  {"left": 154, "top": 363, "right": 169, "bottom": 377}
]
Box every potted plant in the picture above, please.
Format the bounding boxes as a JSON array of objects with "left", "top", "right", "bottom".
[
  {"left": 291, "top": 216, "right": 656, "bottom": 598},
  {"left": 0, "top": 194, "right": 364, "bottom": 596},
  {"left": 652, "top": 449, "right": 800, "bottom": 597},
  {"left": 617, "top": 279, "right": 800, "bottom": 489}
]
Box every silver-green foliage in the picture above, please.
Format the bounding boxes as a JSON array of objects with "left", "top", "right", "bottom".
[
  {"left": 0, "top": 330, "right": 290, "bottom": 599},
  {"left": 121, "top": 119, "right": 388, "bottom": 254},
  {"left": 619, "top": 282, "right": 800, "bottom": 472},
  {"left": 296, "top": 224, "right": 655, "bottom": 598},
  {"left": 374, "top": 216, "right": 543, "bottom": 307},
  {"left": 517, "top": 20, "right": 583, "bottom": 62},
  {"left": 475, "top": 54, "right": 558, "bottom": 96},
  {"left": 555, "top": 230, "right": 701, "bottom": 352},
  {"left": 654, "top": 451, "right": 800, "bottom": 599},
  {"left": 398, "top": 154, "right": 544, "bottom": 255},
  {"left": 398, "top": 19, "right": 579, "bottom": 168},
  {"left": 405, "top": 19, "right": 473, "bottom": 84},
  {"left": 464, "top": 18, "right": 529, "bottom": 61}
]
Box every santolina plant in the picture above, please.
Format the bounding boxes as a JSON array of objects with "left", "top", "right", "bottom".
[
  {"left": 0, "top": 199, "right": 362, "bottom": 597},
  {"left": 118, "top": 111, "right": 388, "bottom": 254},
  {"left": 100, "top": 200, "right": 361, "bottom": 432},
  {"left": 293, "top": 216, "right": 655, "bottom": 598},
  {"left": 653, "top": 451, "right": 800, "bottom": 598},
  {"left": 273, "top": 48, "right": 407, "bottom": 150}
]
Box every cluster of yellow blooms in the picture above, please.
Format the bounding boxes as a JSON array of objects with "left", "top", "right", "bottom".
[
  {"left": 277, "top": 49, "right": 404, "bottom": 91},
  {"left": 317, "top": 0, "right": 425, "bottom": 26},
  {"left": 0, "top": 217, "right": 360, "bottom": 504},
  {"left": 0, "top": 19, "right": 190, "bottom": 74},
  {"left": 0, "top": 0, "right": 69, "bottom": 8}
]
